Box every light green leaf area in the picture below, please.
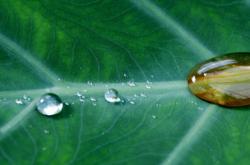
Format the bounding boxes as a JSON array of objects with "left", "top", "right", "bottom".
[{"left": 1, "top": 0, "right": 250, "bottom": 164}]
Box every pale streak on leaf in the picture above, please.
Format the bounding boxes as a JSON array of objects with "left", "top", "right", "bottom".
[
  {"left": 0, "top": 33, "right": 60, "bottom": 85},
  {"left": 130, "top": 0, "right": 214, "bottom": 58},
  {"left": 0, "top": 98, "right": 38, "bottom": 140},
  {"left": 130, "top": 1, "right": 219, "bottom": 164},
  {"left": 0, "top": 80, "right": 187, "bottom": 99},
  {"left": 161, "top": 105, "right": 217, "bottom": 165}
]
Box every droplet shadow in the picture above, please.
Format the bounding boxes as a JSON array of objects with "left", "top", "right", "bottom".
[{"left": 220, "top": 105, "right": 250, "bottom": 111}]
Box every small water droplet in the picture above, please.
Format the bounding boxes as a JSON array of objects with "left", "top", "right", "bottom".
[
  {"left": 23, "top": 95, "right": 31, "bottom": 102},
  {"left": 140, "top": 93, "right": 147, "bottom": 97},
  {"left": 23, "top": 95, "right": 28, "bottom": 100},
  {"left": 92, "top": 102, "right": 97, "bottom": 106},
  {"left": 150, "top": 74, "right": 154, "bottom": 78},
  {"left": 134, "top": 94, "right": 138, "bottom": 98},
  {"left": 44, "top": 129, "right": 50, "bottom": 134},
  {"left": 90, "top": 97, "right": 97, "bottom": 102},
  {"left": 152, "top": 115, "right": 157, "bottom": 119},
  {"left": 87, "top": 81, "right": 94, "bottom": 86},
  {"left": 123, "top": 73, "right": 128, "bottom": 78},
  {"left": 104, "top": 88, "right": 121, "bottom": 104},
  {"left": 145, "top": 85, "right": 151, "bottom": 89},
  {"left": 36, "top": 93, "right": 63, "bottom": 116},
  {"left": 15, "top": 99, "right": 23, "bottom": 105},
  {"left": 156, "top": 103, "right": 161, "bottom": 108},
  {"left": 127, "top": 80, "right": 136, "bottom": 87},
  {"left": 76, "top": 92, "right": 82, "bottom": 97},
  {"left": 65, "top": 102, "right": 70, "bottom": 106},
  {"left": 79, "top": 98, "right": 85, "bottom": 103},
  {"left": 146, "top": 80, "right": 152, "bottom": 84},
  {"left": 129, "top": 100, "right": 135, "bottom": 105}
]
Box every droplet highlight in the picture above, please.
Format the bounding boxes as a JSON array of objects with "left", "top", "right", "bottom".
[
  {"left": 127, "top": 80, "right": 136, "bottom": 87},
  {"left": 15, "top": 99, "right": 23, "bottom": 105},
  {"left": 104, "top": 88, "right": 121, "bottom": 104},
  {"left": 36, "top": 93, "right": 63, "bottom": 116}
]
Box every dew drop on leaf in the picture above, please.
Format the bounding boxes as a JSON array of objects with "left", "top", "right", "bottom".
[
  {"left": 127, "top": 80, "right": 136, "bottom": 87},
  {"left": 90, "top": 97, "right": 97, "bottom": 102},
  {"left": 104, "top": 88, "right": 121, "bottom": 104},
  {"left": 36, "top": 93, "right": 63, "bottom": 116},
  {"left": 15, "top": 99, "right": 23, "bottom": 105},
  {"left": 123, "top": 73, "right": 128, "bottom": 78},
  {"left": 188, "top": 52, "right": 250, "bottom": 107},
  {"left": 152, "top": 115, "right": 157, "bottom": 119},
  {"left": 76, "top": 92, "right": 82, "bottom": 97},
  {"left": 87, "top": 81, "right": 94, "bottom": 86},
  {"left": 140, "top": 93, "right": 147, "bottom": 97},
  {"left": 129, "top": 100, "right": 135, "bottom": 105},
  {"left": 43, "top": 129, "right": 50, "bottom": 134},
  {"left": 79, "top": 98, "right": 85, "bottom": 103}
]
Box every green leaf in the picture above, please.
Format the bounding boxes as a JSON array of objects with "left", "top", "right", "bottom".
[{"left": 0, "top": 0, "right": 250, "bottom": 164}]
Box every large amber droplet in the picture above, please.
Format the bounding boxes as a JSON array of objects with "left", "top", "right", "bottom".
[{"left": 188, "top": 52, "right": 250, "bottom": 107}]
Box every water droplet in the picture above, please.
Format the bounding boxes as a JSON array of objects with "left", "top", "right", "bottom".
[
  {"left": 65, "top": 102, "right": 70, "bottom": 106},
  {"left": 23, "top": 95, "right": 28, "bottom": 100},
  {"left": 127, "top": 80, "right": 136, "bottom": 87},
  {"left": 123, "top": 73, "right": 128, "bottom": 78},
  {"left": 92, "top": 102, "right": 97, "bottom": 106},
  {"left": 134, "top": 94, "right": 138, "bottom": 98},
  {"left": 76, "top": 92, "right": 82, "bottom": 97},
  {"left": 152, "top": 115, "right": 157, "bottom": 119},
  {"left": 188, "top": 52, "right": 250, "bottom": 107},
  {"left": 104, "top": 88, "right": 121, "bottom": 104},
  {"left": 87, "top": 81, "right": 94, "bottom": 86},
  {"left": 140, "top": 93, "right": 147, "bottom": 97},
  {"left": 15, "top": 99, "right": 23, "bottom": 105},
  {"left": 90, "top": 97, "right": 97, "bottom": 102},
  {"left": 23, "top": 95, "right": 31, "bottom": 102},
  {"left": 129, "top": 100, "right": 135, "bottom": 105},
  {"left": 156, "top": 103, "right": 161, "bottom": 108},
  {"left": 79, "top": 98, "right": 85, "bottom": 103},
  {"left": 145, "top": 85, "right": 151, "bottom": 89},
  {"left": 146, "top": 80, "right": 152, "bottom": 84},
  {"left": 43, "top": 129, "right": 50, "bottom": 134},
  {"left": 36, "top": 93, "right": 63, "bottom": 116}
]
